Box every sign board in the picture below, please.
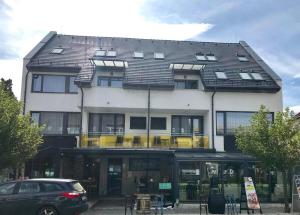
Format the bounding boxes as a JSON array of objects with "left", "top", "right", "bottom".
[
  {"left": 159, "top": 183, "right": 172, "bottom": 190},
  {"left": 295, "top": 175, "right": 300, "bottom": 198},
  {"left": 244, "top": 177, "right": 260, "bottom": 210},
  {"left": 292, "top": 175, "right": 300, "bottom": 213}
]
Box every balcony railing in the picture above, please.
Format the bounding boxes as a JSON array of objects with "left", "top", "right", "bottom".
[{"left": 81, "top": 132, "right": 209, "bottom": 149}]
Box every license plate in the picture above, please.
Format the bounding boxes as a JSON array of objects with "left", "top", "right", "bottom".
[{"left": 81, "top": 196, "right": 87, "bottom": 201}]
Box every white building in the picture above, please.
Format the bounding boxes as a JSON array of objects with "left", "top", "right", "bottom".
[{"left": 21, "top": 31, "right": 283, "bottom": 202}]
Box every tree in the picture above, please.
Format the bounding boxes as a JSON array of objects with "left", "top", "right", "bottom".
[
  {"left": 236, "top": 106, "right": 300, "bottom": 212},
  {"left": 0, "top": 79, "right": 43, "bottom": 173}
]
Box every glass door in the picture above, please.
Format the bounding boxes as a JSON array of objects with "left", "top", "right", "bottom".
[{"left": 107, "top": 159, "right": 122, "bottom": 195}]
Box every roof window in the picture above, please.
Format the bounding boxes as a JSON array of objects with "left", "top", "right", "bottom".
[
  {"left": 238, "top": 55, "right": 249, "bottom": 62},
  {"left": 215, "top": 72, "right": 228, "bottom": 79},
  {"left": 50, "top": 48, "right": 64, "bottom": 54},
  {"left": 169, "top": 63, "right": 205, "bottom": 71},
  {"left": 106, "top": 50, "right": 117, "bottom": 57},
  {"left": 133, "top": 52, "right": 144, "bottom": 58},
  {"left": 239, "top": 73, "right": 252, "bottom": 80},
  {"left": 251, "top": 73, "right": 264, "bottom": 80},
  {"left": 95, "top": 50, "right": 106, "bottom": 57},
  {"left": 92, "top": 59, "right": 128, "bottom": 68},
  {"left": 206, "top": 54, "right": 217, "bottom": 61},
  {"left": 154, "top": 52, "right": 164, "bottom": 59},
  {"left": 196, "top": 54, "right": 206, "bottom": 61}
]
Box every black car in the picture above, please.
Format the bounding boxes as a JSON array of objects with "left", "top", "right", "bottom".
[{"left": 0, "top": 178, "right": 88, "bottom": 215}]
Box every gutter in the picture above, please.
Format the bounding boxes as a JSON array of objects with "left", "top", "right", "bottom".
[
  {"left": 211, "top": 90, "right": 216, "bottom": 150},
  {"left": 22, "top": 70, "right": 30, "bottom": 115}
]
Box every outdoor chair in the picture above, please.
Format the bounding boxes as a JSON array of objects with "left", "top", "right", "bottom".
[
  {"left": 199, "top": 194, "right": 208, "bottom": 215},
  {"left": 125, "top": 195, "right": 136, "bottom": 215}
]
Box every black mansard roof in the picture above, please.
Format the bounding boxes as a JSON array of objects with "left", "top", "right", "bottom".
[{"left": 25, "top": 31, "right": 281, "bottom": 92}]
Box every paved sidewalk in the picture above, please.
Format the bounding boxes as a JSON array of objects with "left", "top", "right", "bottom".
[{"left": 83, "top": 202, "right": 299, "bottom": 215}]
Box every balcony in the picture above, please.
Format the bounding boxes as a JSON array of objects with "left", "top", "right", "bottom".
[{"left": 81, "top": 133, "right": 209, "bottom": 149}]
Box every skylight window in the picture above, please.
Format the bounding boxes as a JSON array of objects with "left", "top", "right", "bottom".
[
  {"left": 103, "top": 61, "right": 115, "bottom": 67},
  {"left": 106, "top": 50, "right": 117, "bottom": 57},
  {"left": 154, "top": 52, "right": 164, "bottom": 59},
  {"left": 133, "top": 52, "right": 144, "bottom": 58},
  {"left": 239, "top": 73, "right": 252, "bottom": 80},
  {"left": 238, "top": 55, "right": 249, "bottom": 62},
  {"left": 191, "top": 64, "right": 205, "bottom": 70},
  {"left": 206, "top": 55, "right": 217, "bottom": 61},
  {"left": 51, "top": 48, "right": 64, "bottom": 54},
  {"left": 196, "top": 54, "right": 206, "bottom": 61},
  {"left": 182, "top": 64, "right": 193, "bottom": 70},
  {"left": 251, "top": 73, "right": 264, "bottom": 80},
  {"left": 93, "top": 60, "right": 105, "bottom": 66},
  {"left": 95, "top": 50, "right": 106, "bottom": 57},
  {"left": 215, "top": 72, "right": 227, "bottom": 79},
  {"left": 169, "top": 63, "right": 205, "bottom": 70},
  {"left": 114, "top": 61, "right": 124, "bottom": 67}
]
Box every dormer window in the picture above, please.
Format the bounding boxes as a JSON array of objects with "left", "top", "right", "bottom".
[
  {"left": 239, "top": 73, "right": 252, "bottom": 80},
  {"left": 251, "top": 73, "right": 263, "bottom": 80},
  {"left": 106, "top": 50, "right": 117, "bottom": 57},
  {"left": 95, "top": 50, "right": 106, "bottom": 57},
  {"left": 154, "top": 52, "right": 164, "bottom": 59},
  {"left": 238, "top": 55, "right": 249, "bottom": 62},
  {"left": 51, "top": 48, "right": 64, "bottom": 54},
  {"left": 215, "top": 72, "right": 227, "bottom": 79},
  {"left": 206, "top": 54, "right": 217, "bottom": 61},
  {"left": 196, "top": 54, "right": 206, "bottom": 61},
  {"left": 133, "top": 52, "right": 144, "bottom": 58}
]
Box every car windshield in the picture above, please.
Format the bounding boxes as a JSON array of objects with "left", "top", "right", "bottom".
[{"left": 71, "top": 181, "right": 85, "bottom": 192}]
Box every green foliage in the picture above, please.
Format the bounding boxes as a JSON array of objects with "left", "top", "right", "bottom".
[
  {"left": 235, "top": 106, "right": 300, "bottom": 172},
  {"left": 0, "top": 79, "right": 43, "bottom": 170}
]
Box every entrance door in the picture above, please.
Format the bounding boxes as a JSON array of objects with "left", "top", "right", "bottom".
[{"left": 107, "top": 159, "right": 122, "bottom": 195}]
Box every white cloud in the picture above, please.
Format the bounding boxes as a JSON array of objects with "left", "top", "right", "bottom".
[
  {"left": 2, "top": 0, "right": 213, "bottom": 98},
  {"left": 290, "top": 105, "right": 300, "bottom": 114}
]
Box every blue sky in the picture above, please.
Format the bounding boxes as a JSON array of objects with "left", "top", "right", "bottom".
[{"left": 0, "top": 0, "right": 299, "bottom": 112}]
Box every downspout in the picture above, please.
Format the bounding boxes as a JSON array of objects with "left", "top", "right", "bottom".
[
  {"left": 79, "top": 87, "right": 84, "bottom": 148},
  {"left": 23, "top": 70, "right": 30, "bottom": 115},
  {"left": 211, "top": 90, "right": 216, "bottom": 150},
  {"left": 147, "top": 86, "right": 151, "bottom": 148}
]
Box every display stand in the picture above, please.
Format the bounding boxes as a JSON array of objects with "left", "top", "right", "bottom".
[{"left": 292, "top": 175, "right": 300, "bottom": 214}]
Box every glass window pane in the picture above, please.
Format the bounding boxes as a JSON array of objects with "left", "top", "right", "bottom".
[
  {"left": 175, "top": 81, "right": 185, "bottom": 89},
  {"left": 226, "top": 112, "right": 254, "bottom": 134},
  {"left": 106, "top": 50, "right": 117, "bottom": 57},
  {"left": 251, "top": 73, "right": 264, "bottom": 80},
  {"left": 181, "top": 116, "right": 192, "bottom": 135},
  {"left": 133, "top": 52, "right": 144, "bottom": 58},
  {"left": 215, "top": 72, "right": 227, "bottom": 79},
  {"left": 216, "top": 112, "right": 225, "bottom": 135},
  {"left": 67, "top": 113, "right": 80, "bottom": 135},
  {"left": 206, "top": 55, "right": 217, "bottom": 61},
  {"left": 171, "top": 116, "right": 180, "bottom": 134},
  {"left": 32, "top": 74, "right": 42, "bottom": 92},
  {"left": 193, "top": 118, "right": 200, "bottom": 134},
  {"left": 19, "top": 182, "right": 40, "bottom": 193},
  {"left": 154, "top": 52, "right": 164, "bottom": 59},
  {"left": 186, "top": 80, "right": 198, "bottom": 89},
  {"left": 0, "top": 182, "right": 16, "bottom": 195},
  {"left": 40, "top": 112, "right": 63, "bottom": 134},
  {"left": 116, "top": 115, "right": 124, "bottom": 133},
  {"left": 239, "top": 73, "right": 252, "bottom": 80},
  {"left": 89, "top": 114, "right": 100, "bottom": 135},
  {"left": 31, "top": 112, "right": 40, "bottom": 124},
  {"left": 69, "top": 76, "right": 78, "bottom": 93},
  {"left": 95, "top": 50, "right": 106, "bottom": 57},
  {"left": 43, "top": 75, "right": 66, "bottom": 93},
  {"left": 101, "top": 114, "right": 115, "bottom": 134},
  {"left": 196, "top": 54, "right": 206, "bottom": 61},
  {"left": 151, "top": 117, "right": 166, "bottom": 130},
  {"left": 111, "top": 78, "right": 123, "bottom": 88},
  {"left": 130, "top": 117, "right": 146, "bottom": 129},
  {"left": 98, "top": 77, "right": 109, "bottom": 87}
]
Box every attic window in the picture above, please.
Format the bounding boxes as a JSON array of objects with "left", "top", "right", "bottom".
[
  {"left": 133, "top": 52, "right": 144, "bottom": 58},
  {"left": 95, "top": 50, "right": 106, "bottom": 57},
  {"left": 251, "top": 73, "right": 263, "bottom": 80},
  {"left": 238, "top": 55, "right": 249, "bottom": 62},
  {"left": 154, "top": 52, "right": 164, "bottom": 59},
  {"left": 215, "top": 72, "right": 227, "bottom": 79},
  {"left": 106, "top": 50, "right": 117, "bottom": 57},
  {"left": 206, "top": 54, "right": 217, "bottom": 61},
  {"left": 169, "top": 63, "right": 205, "bottom": 70},
  {"left": 91, "top": 59, "right": 128, "bottom": 68},
  {"left": 196, "top": 54, "right": 206, "bottom": 61},
  {"left": 51, "top": 48, "right": 64, "bottom": 54},
  {"left": 239, "top": 73, "right": 252, "bottom": 80}
]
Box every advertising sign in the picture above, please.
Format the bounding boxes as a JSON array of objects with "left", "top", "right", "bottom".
[
  {"left": 295, "top": 175, "right": 300, "bottom": 198},
  {"left": 244, "top": 177, "right": 260, "bottom": 210}
]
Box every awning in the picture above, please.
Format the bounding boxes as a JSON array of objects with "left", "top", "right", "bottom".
[{"left": 175, "top": 152, "right": 256, "bottom": 162}]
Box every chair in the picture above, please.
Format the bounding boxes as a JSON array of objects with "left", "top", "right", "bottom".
[
  {"left": 125, "top": 195, "right": 136, "bottom": 215},
  {"left": 225, "top": 194, "right": 238, "bottom": 215},
  {"left": 152, "top": 194, "right": 164, "bottom": 215},
  {"left": 199, "top": 194, "right": 208, "bottom": 215}
]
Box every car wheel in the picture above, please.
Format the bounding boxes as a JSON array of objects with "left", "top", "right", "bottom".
[{"left": 37, "top": 206, "right": 58, "bottom": 215}]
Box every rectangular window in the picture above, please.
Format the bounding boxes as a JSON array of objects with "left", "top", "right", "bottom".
[
  {"left": 67, "top": 113, "right": 80, "bottom": 135},
  {"left": 129, "top": 158, "right": 160, "bottom": 171},
  {"left": 40, "top": 112, "right": 64, "bottom": 135},
  {"left": 151, "top": 117, "right": 166, "bottom": 130},
  {"left": 171, "top": 116, "right": 203, "bottom": 135},
  {"left": 106, "top": 50, "right": 117, "bottom": 57},
  {"left": 251, "top": 73, "right": 264, "bottom": 80},
  {"left": 51, "top": 48, "right": 64, "bottom": 54},
  {"left": 110, "top": 78, "right": 123, "bottom": 88},
  {"left": 31, "top": 112, "right": 40, "bottom": 124},
  {"left": 68, "top": 76, "right": 78, "bottom": 93},
  {"left": 175, "top": 80, "right": 185, "bottom": 89},
  {"left": 206, "top": 55, "right": 217, "bottom": 61},
  {"left": 43, "top": 75, "right": 66, "bottom": 93},
  {"left": 238, "top": 56, "right": 249, "bottom": 62},
  {"left": 97, "top": 77, "right": 123, "bottom": 88},
  {"left": 154, "top": 52, "right": 164, "bottom": 59},
  {"left": 88, "top": 114, "right": 125, "bottom": 135},
  {"left": 239, "top": 73, "right": 252, "bottom": 80},
  {"left": 215, "top": 72, "right": 228, "bottom": 79},
  {"left": 216, "top": 111, "right": 273, "bottom": 135},
  {"left": 175, "top": 80, "right": 198, "bottom": 89},
  {"left": 130, "top": 117, "right": 146, "bottom": 130},
  {"left": 32, "top": 74, "right": 42, "bottom": 92},
  {"left": 133, "top": 52, "right": 144, "bottom": 58},
  {"left": 95, "top": 50, "right": 106, "bottom": 57},
  {"left": 196, "top": 54, "right": 206, "bottom": 61},
  {"left": 98, "top": 77, "right": 109, "bottom": 87}
]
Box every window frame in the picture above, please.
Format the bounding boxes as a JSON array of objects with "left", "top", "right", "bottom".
[
  {"left": 130, "top": 116, "right": 147, "bottom": 130},
  {"left": 0, "top": 182, "right": 17, "bottom": 195},
  {"left": 97, "top": 76, "right": 123, "bottom": 88},
  {"left": 154, "top": 52, "right": 165, "bottom": 60},
  {"left": 31, "top": 74, "right": 78, "bottom": 94},
  {"left": 171, "top": 115, "right": 204, "bottom": 136},
  {"left": 239, "top": 73, "right": 252, "bottom": 80},
  {"left": 174, "top": 80, "right": 198, "bottom": 89},
  {"left": 88, "top": 113, "right": 125, "bottom": 135},
  {"left": 215, "top": 72, "right": 228, "bottom": 79},
  {"left": 133, "top": 51, "right": 144, "bottom": 59},
  {"left": 150, "top": 117, "right": 167, "bottom": 130},
  {"left": 50, "top": 48, "right": 64, "bottom": 54},
  {"left": 18, "top": 182, "right": 41, "bottom": 194},
  {"left": 251, "top": 73, "right": 264, "bottom": 80}
]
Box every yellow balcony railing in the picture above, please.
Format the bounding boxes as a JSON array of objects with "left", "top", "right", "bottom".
[{"left": 81, "top": 133, "right": 209, "bottom": 149}]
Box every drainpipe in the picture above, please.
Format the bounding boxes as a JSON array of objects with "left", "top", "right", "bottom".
[
  {"left": 147, "top": 86, "right": 151, "bottom": 148},
  {"left": 211, "top": 90, "right": 216, "bottom": 150},
  {"left": 23, "top": 70, "right": 30, "bottom": 115},
  {"left": 79, "top": 87, "right": 84, "bottom": 148}
]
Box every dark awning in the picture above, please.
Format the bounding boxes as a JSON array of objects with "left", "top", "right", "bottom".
[{"left": 175, "top": 152, "right": 256, "bottom": 162}]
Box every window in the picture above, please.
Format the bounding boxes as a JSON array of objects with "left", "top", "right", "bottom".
[
  {"left": 68, "top": 76, "right": 78, "bottom": 93},
  {"left": 97, "top": 77, "right": 123, "bottom": 88},
  {"left": 238, "top": 56, "right": 249, "bottom": 62},
  {"left": 106, "top": 50, "right": 117, "bottom": 57},
  {"left": 32, "top": 74, "right": 42, "bottom": 92},
  {"left": 251, "top": 73, "right": 264, "bottom": 80},
  {"left": 19, "top": 182, "right": 40, "bottom": 194},
  {"left": 239, "top": 73, "right": 252, "bottom": 80},
  {"left": 31, "top": 112, "right": 40, "bottom": 124},
  {"left": 67, "top": 113, "right": 80, "bottom": 134},
  {"left": 171, "top": 116, "right": 203, "bottom": 135},
  {"left": 41, "top": 183, "right": 64, "bottom": 192},
  {"left": 40, "top": 112, "right": 64, "bottom": 134},
  {"left": 43, "top": 75, "right": 65, "bottom": 93},
  {"left": 206, "top": 54, "right": 217, "bottom": 61},
  {"left": 196, "top": 54, "right": 206, "bottom": 61},
  {"left": 151, "top": 117, "right": 166, "bottom": 130},
  {"left": 215, "top": 72, "right": 228, "bottom": 79},
  {"left": 133, "top": 52, "right": 144, "bottom": 58},
  {"left": 175, "top": 80, "right": 198, "bottom": 89},
  {"left": 95, "top": 50, "right": 106, "bottom": 57},
  {"left": 50, "top": 48, "right": 64, "bottom": 54},
  {"left": 216, "top": 111, "right": 273, "bottom": 135},
  {"left": 88, "top": 114, "right": 124, "bottom": 134},
  {"left": 154, "top": 52, "right": 164, "bottom": 59},
  {"left": 129, "top": 158, "right": 160, "bottom": 171},
  {"left": 130, "top": 117, "right": 146, "bottom": 129},
  {"left": 0, "top": 182, "right": 16, "bottom": 195}
]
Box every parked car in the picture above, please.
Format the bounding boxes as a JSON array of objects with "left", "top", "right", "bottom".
[{"left": 0, "top": 178, "right": 88, "bottom": 215}]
